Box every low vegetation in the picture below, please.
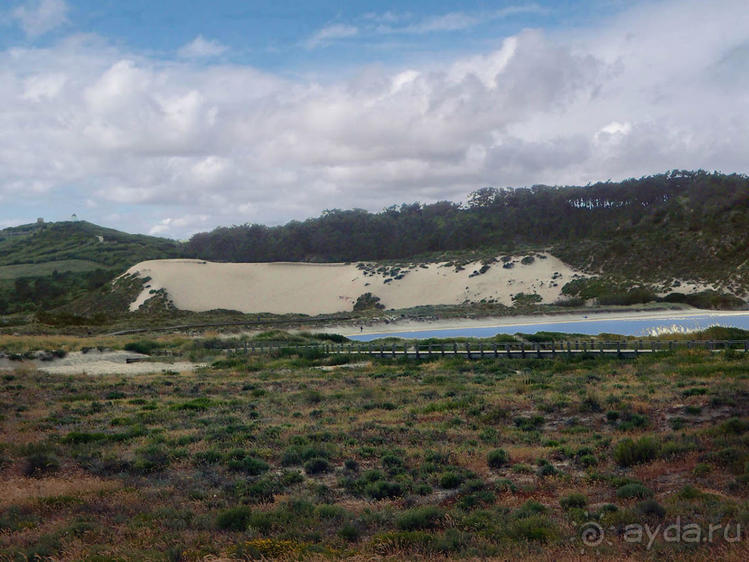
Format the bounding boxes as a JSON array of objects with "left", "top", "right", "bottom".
[{"left": 0, "top": 334, "right": 747, "bottom": 559}]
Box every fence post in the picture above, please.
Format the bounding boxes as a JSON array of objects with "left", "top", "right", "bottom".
[
  {"left": 404, "top": 342, "right": 408, "bottom": 359},
  {"left": 428, "top": 343, "right": 432, "bottom": 358},
  {"left": 480, "top": 343, "right": 484, "bottom": 358},
  {"left": 392, "top": 344, "right": 396, "bottom": 358},
  {"left": 599, "top": 342, "right": 604, "bottom": 354},
  {"left": 567, "top": 341, "right": 571, "bottom": 357},
  {"left": 415, "top": 344, "right": 420, "bottom": 360},
  {"left": 506, "top": 344, "right": 511, "bottom": 358},
  {"left": 493, "top": 343, "right": 498, "bottom": 358},
  {"left": 552, "top": 341, "right": 556, "bottom": 356},
  {"left": 453, "top": 342, "right": 458, "bottom": 356},
  {"left": 536, "top": 344, "right": 541, "bottom": 358},
  {"left": 465, "top": 342, "right": 471, "bottom": 360},
  {"left": 441, "top": 343, "right": 445, "bottom": 357},
  {"left": 521, "top": 343, "right": 525, "bottom": 358},
  {"left": 617, "top": 341, "right": 622, "bottom": 358}
]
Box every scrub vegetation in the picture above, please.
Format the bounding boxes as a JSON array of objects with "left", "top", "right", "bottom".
[{"left": 0, "top": 332, "right": 747, "bottom": 560}]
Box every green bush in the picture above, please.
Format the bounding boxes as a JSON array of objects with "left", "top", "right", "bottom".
[
  {"left": 339, "top": 523, "right": 361, "bottom": 542},
  {"left": 616, "top": 483, "right": 654, "bottom": 499},
  {"left": 365, "top": 480, "right": 403, "bottom": 500},
  {"left": 124, "top": 340, "right": 161, "bottom": 355},
  {"left": 133, "top": 444, "right": 170, "bottom": 473},
  {"left": 439, "top": 472, "right": 463, "bottom": 489},
  {"left": 216, "top": 506, "right": 252, "bottom": 531},
  {"left": 304, "top": 457, "right": 331, "bottom": 475},
  {"left": 507, "top": 515, "right": 558, "bottom": 542},
  {"left": 636, "top": 499, "right": 665, "bottom": 518},
  {"left": 487, "top": 448, "right": 509, "bottom": 469},
  {"left": 227, "top": 455, "right": 269, "bottom": 476},
  {"left": 613, "top": 436, "right": 659, "bottom": 467},
  {"left": 560, "top": 493, "right": 587, "bottom": 510},
  {"left": 537, "top": 464, "right": 558, "bottom": 477},
  {"left": 23, "top": 452, "right": 60, "bottom": 477},
  {"left": 396, "top": 506, "right": 443, "bottom": 530}
]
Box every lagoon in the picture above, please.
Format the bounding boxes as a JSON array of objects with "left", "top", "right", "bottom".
[{"left": 349, "top": 312, "right": 749, "bottom": 341}]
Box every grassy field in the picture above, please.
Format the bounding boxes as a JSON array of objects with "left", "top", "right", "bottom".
[{"left": 0, "top": 337, "right": 747, "bottom": 560}]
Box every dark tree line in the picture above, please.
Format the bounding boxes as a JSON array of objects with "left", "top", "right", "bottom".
[{"left": 185, "top": 171, "right": 749, "bottom": 277}]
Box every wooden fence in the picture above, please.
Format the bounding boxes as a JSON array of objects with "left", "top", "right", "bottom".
[{"left": 220, "top": 339, "right": 749, "bottom": 360}]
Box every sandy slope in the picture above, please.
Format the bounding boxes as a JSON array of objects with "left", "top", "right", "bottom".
[{"left": 124, "top": 254, "right": 585, "bottom": 315}]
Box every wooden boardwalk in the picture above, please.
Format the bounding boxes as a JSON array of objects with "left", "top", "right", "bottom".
[{"left": 229, "top": 339, "right": 749, "bottom": 360}]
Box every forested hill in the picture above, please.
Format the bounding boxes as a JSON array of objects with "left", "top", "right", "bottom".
[
  {"left": 0, "top": 221, "right": 181, "bottom": 315},
  {"left": 0, "top": 220, "right": 181, "bottom": 269},
  {"left": 185, "top": 171, "right": 748, "bottom": 289}
]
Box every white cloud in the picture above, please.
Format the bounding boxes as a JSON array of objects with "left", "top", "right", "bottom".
[
  {"left": 177, "top": 35, "right": 228, "bottom": 58},
  {"left": 1, "top": 0, "right": 748, "bottom": 238},
  {"left": 12, "top": 0, "right": 68, "bottom": 37},
  {"left": 407, "top": 12, "right": 479, "bottom": 33},
  {"left": 306, "top": 24, "right": 358, "bottom": 48}
]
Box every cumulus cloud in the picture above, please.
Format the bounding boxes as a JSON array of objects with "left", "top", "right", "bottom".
[
  {"left": 0, "top": 0, "right": 748, "bottom": 238},
  {"left": 177, "top": 35, "right": 228, "bottom": 58},
  {"left": 11, "top": 0, "right": 69, "bottom": 37}
]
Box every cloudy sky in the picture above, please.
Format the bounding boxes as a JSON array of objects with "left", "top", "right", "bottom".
[{"left": 1, "top": 0, "right": 747, "bottom": 238}]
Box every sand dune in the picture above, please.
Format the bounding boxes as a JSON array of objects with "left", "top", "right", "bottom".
[{"left": 124, "top": 254, "right": 585, "bottom": 315}]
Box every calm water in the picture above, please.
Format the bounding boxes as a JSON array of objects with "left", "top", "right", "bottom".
[{"left": 350, "top": 313, "right": 749, "bottom": 341}]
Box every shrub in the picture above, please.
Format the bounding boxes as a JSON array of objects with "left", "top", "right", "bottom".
[
  {"left": 134, "top": 444, "right": 170, "bottom": 473},
  {"left": 339, "top": 523, "right": 361, "bottom": 542},
  {"left": 514, "top": 500, "right": 547, "bottom": 519},
  {"left": 718, "top": 417, "right": 748, "bottom": 435},
  {"left": 577, "top": 454, "right": 598, "bottom": 467},
  {"left": 613, "top": 437, "right": 659, "bottom": 467},
  {"left": 440, "top": 472, "right": 463, "bottom": 489},
  {"left": 560, "top": 493, "right": 587, "bottom": 510},
  {"left": 228, "top": 455, "right": 269, "bottom": 476},
  {"left": 507, "top": 515, "right": 558, "bottom": 542},
  {"left": 537, "top": 464, "right": 558, "bottom": 477},
  {"left": 304, "top": 457, "right": 331, "bottom": 475},
  {"left": 216, "top": 506, "right": 252, "bottom": 531},
  {"left": 487, "top": 448, "right": 509, "bottom": 469},
  {"left": 236, "top": 478, "right": 276, "bottom": 504},
  {"left": 396, "top": 506, "right": 443, "bottom": 530},
  {"left": 382, "top": 454, "right": 405, "bottom": 474},
  {"left": 636, "top": 500, "right": 665, "bottom": 518},
  {"left": 279, "top": 470, "right": 305, "bottom": 487},
  {"left": 616, "top": 483, "right": 654, "bottom": 499},
  {"left": 365, "top": 480, "right": 403, "bottom": 500},
  {"left": 124, "top": 340, "right": 161, "bottom": 355},
  {"left": 353, "top": 292, "right": 385, "bottom": 311},
  {"left": 23, "top": 452, "right": 60, "bottom": 477}
]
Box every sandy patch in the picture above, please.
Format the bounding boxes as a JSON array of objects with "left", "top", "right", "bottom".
[
  {"left": 28, "top": 350, "right": 203, "bottom": 375},
  {"left": 124, "top": 254, "right": 585, "bottom": 315}
]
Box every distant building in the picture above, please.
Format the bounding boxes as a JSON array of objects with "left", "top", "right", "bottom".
[
  {"left": 71, "top": 213, "right": 78, "bottom": 221},
  {"left": 36, "top": 217, "right": 44, "bottom": 225}
]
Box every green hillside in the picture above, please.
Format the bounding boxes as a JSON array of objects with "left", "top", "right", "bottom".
[{"left": 0, "top": 221, "right": 181, "bottom": 315}]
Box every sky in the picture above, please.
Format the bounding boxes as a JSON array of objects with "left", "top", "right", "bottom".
[{"left": 0, "top": 0, "right": 748, "bottom": 239}]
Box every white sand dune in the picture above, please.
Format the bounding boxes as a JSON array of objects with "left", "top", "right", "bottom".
[{"left": 124, "top": 254, "right": 585, "bottom": 315}]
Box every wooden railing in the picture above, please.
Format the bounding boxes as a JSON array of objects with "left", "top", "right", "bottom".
[{"left": 218, "top": 339, "right": 749, "bottom": 359}]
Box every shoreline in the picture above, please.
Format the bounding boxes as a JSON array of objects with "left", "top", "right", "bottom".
[{"left": 328, "top": 308, "right": 749, "bottom": 337}]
